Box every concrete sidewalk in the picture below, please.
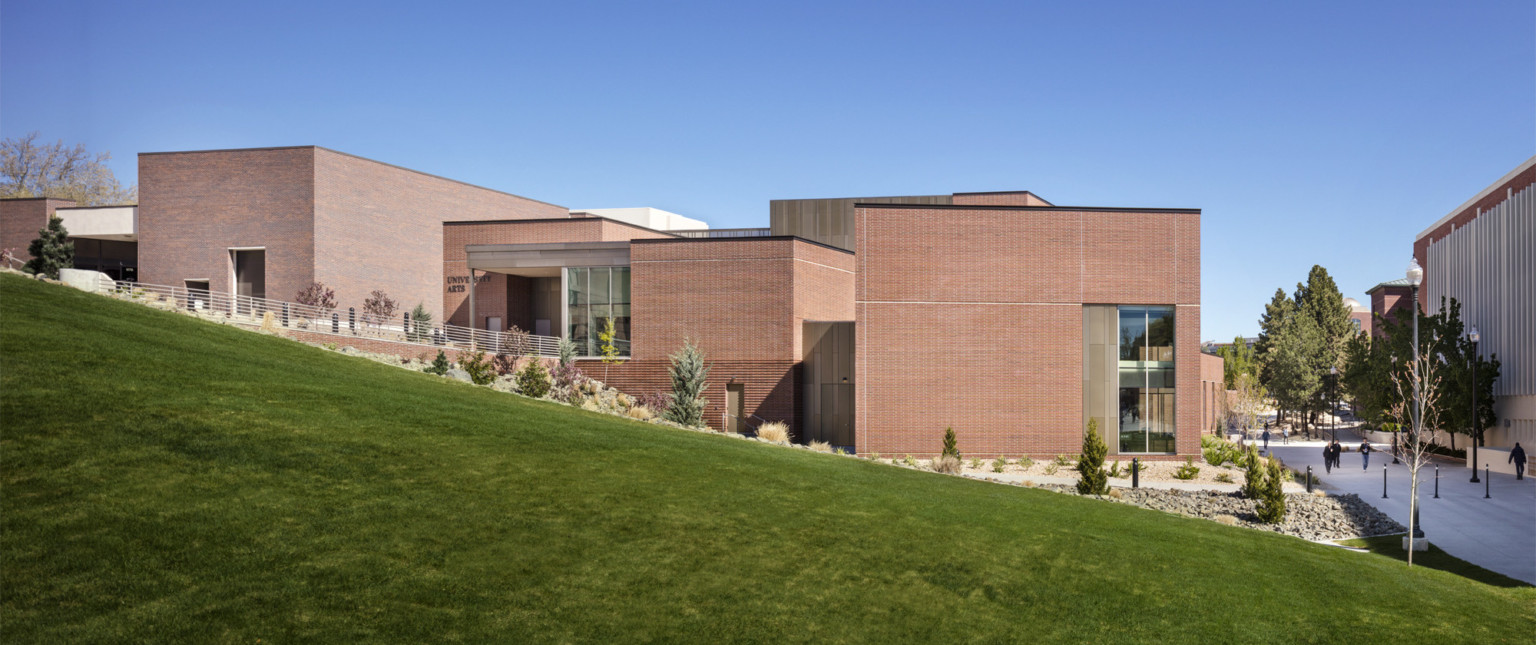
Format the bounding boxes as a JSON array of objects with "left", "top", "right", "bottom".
[{"left": 1268, "top": 425, "right": 1535, "bottom": 585}]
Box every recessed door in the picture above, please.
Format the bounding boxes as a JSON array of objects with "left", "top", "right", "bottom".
[
  {"left": 233, "top": 250, "right": 265, "bottom": 300},
  {"left": 727, "top": 383, "right": 745, "bottom": 433}
]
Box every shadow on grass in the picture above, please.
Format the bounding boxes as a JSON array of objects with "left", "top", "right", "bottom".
[{"left": 1336, "top": 534, "right": 1533, "bottom": 589}]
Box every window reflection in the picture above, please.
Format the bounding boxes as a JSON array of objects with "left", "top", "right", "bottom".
[
  {"left": 566, "top": 267, "right": 631, "bottom": 357},
  {"left": 1118, "top": 306, "right": 1175, "bottom": 453}
]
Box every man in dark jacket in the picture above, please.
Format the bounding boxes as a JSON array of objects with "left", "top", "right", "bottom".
[
  {"left": 1360, "top": 440, "right": 1372, "bottom": 470},
  {"left": 1323, "top": 442, "right": 1334, "bottom": 473},
  {"left": 1510, "top": 442, "right": 1526, "bottom": 480}
]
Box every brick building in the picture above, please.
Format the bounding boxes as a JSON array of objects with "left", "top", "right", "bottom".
[{"left": 2, "top": 145, "right": 1214, "bottom": 458}]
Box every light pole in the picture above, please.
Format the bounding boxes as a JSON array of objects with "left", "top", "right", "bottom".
[
  {"left": 1330, "top": 365, "right": 1338, "bottom": 443},
  {"left": 1404, "top": 258, "right": 1425, "bottom": 465},
  {"left": 1469, "top": 324, "right": 1480, "bottom": 483}
]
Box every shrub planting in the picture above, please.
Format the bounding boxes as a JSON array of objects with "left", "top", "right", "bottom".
[
  {"left": 295, "top": 282, "right": 337, "bottom": 313},
  {"left": 458, "top": 351, "right": 496, "bottom": 386},
  {"left": 991, "top": 458, "right": 1007, "bottom": 473},
  {"left": 1173, "top": 457, "right": 1201, "bottom": 480},
  {"left": 1043, "top": 462, "right": 1060, "bottom": 476},
  {"left": 969, "top": 457, "right": 983, "bottom": 470},
  {"left": 516, "top": 360, "right": 551, "bottom": 398},
  {"left": 1107, "top": 460, "right": 1123, "bottom": 478},
  {"left": 425, "top": 350, "right": 450, "bottom": 376},
  {"left": 492, "top": 353, "right": 519, "bottom": 376},
  {"left": 1054, "top": 454, "right": 1076, "bottom": 467},
  {"left": 1076, "top": 419, "right": 1110, "bottom": 495},
  {"left": 902, "top": 455, "right": 916, "bottom": 468},
  {"left": 1214, "top": 473, "right": 1234, "bottom": 484},
  {"left": 557, "top": 337, "right": 577, "bottom": 367},
  {"left": 626, "top": 406, "right": 655, "bottom": 421},
  {"left": 809, "top": 440, "right": 833, "bottom": 453},
  {"left": 1016, "top": 456, "right": 1034, "bottom": 469},
  {"left": 407, "top": 303, "right": 432, "bottom": 342},
  {"left": 756, "top": 421, "right": 790, "bottom": 443},
  {"left": 361, "top": 290, "right": 398, "bottom": 329},
  {"left": 932, "top": 454, "right": 962, "bottom": 475}
]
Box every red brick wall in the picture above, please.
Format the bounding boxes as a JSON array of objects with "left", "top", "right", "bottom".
[
  {"left": 441, "top": 218, "right": 673, "bottom": 328},
  {"left": 594, "top": 359, "right": 799, "bottom": 431},
  {"left": 854, "top": 205, "right": 1201, "bottom": 457},
  {"left": 312, "top": 148, "right": 566, "bottom": 323},
  {"left": 1200, "top": 352, "right": 1225, "bottom": 434},
  {"left": 138, "top": 148, "right": 316, "bottom": 297},
  {"left": 1370, "top": 286, "right": 1413, "bottom": 337},
  {"left": 1, "top": 198, "right": 76, "bottom": 264}
]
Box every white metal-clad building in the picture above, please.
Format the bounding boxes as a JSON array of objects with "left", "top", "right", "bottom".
[{"left": 1419, "top": 155, "right": 1536, "bottom": 448}]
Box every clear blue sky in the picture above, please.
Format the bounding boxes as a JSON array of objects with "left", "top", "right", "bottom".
[{"left": 4, "top": 0, "right": 1532, "bottom": 340}]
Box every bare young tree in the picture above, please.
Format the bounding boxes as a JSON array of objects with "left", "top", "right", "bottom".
[
  {"left": 1, "top": 132, "right": 137, "bottom": 205},
  {"left": 1231, "top": 370, "right": 1268, "bottom": 437},
  {"left": 1388, "top": 352, "right": 1445, "bottom": 566}
]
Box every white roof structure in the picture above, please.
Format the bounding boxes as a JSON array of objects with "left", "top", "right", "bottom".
[{"left": 572, "top": 207, "right": 707, "bottom": 232}]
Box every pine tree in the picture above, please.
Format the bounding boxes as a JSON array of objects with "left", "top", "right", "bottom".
[
  {"left": 941, "top": 427, "right": 960, "bottom": 460},
  {"left": 1255, "top": 288, "right": 1295, "bottom": 394},
  {"left": 663, "top": 339, "right": 710, "bottom": 427},
  {"left": 1254, "top": 457, "right": 1288, "bottom": 523},
  {"left": 426, "top": 350, "right": 450, "bottom": 376},
  {"left": 1241, "top": 446, "right": 1265, "bottom": 499},
  {"left": 1076, "top": 418, "right": 1109, "bottom": 495},
  {"left": 24, "top": 215, "right": 73, "bottom": 279}
]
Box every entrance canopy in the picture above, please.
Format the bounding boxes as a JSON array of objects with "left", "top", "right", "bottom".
[{"left": 466, "top": 241, "right": 630, "bottom": 276}]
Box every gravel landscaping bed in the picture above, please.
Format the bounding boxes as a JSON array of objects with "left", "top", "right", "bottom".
[{"left": 1014, "top": 482, "right": 1405, "bottom": 541}]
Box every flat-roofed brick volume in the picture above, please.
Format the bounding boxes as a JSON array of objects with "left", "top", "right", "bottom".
[
  {"left": 1, "top": 197, "right": 77, "bottom": 264},
  {"left": 854, "top": 204, "right": 1201, "bottom": 458},
  {"left": 83, "top": 142, "right": 1215, "bottom": 456},
  {"left": 137, "top": 146, "right": 565, "bottom": 321}
]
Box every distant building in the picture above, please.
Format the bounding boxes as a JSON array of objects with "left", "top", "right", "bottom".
[
  {"left": 1343, "top": 297, "right": 1370, "bottom": 337},
  {"left": 1201, "top": 337, "right": 1256, "bottom": 355},
  {"left": 1365, "top": 278, "right": 1415, "bottom": 338}
]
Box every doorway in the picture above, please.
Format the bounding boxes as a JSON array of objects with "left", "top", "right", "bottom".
[
  {"left": 185, "top": 280, "right": 210, "bottom": 311},
  {"left": 232, "top": 249, "right": 265, "bottom": 299},
  {"left": 727, "top": 383, "right": 746, "bottom": 433}
]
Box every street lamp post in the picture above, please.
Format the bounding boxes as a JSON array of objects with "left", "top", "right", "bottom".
[
  {"left": 1407, "top": 258, "right": 1425, "bottom": 539},
  {"left": 1469, "top": 325, "right": 1481, "bottom": 483},
  {"left": 1330, "top": 365, "right": 1338, "bottom": 443},
  {"left": 1405, "top": 259, "right": 1424, "bottom": 464}
]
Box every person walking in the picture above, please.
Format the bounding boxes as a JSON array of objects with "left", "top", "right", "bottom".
[
  {"left": 1262, "top": 429, "right": 1271, "bottom": 454},
  {"left": 1332, "top": 440, "right": 1343, "bottom": 471},
  {"left": 1322, "top": 442, "right": 1333, "bottom": 474},
  {"left": 1510, "top": 442, "right": 1527, "bottom": 480},
  {"left": 1360, "top": 440, "right": 1372, "bottom": 470}
]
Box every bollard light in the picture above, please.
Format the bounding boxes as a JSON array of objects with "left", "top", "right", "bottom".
[
  {"left": 1306, "top": 465, "right": 1313, "bottom": 493},
  {"left": 1485, "top": 466, "right": 1491, "bottom": 499},
  {"left": 1132, "top": 458, "right": 1140, "bottom": 489},
  {"left": 1434, "top": 465, "right": 1439, "bottom": 499},
  {"left": 1382, "top": 466, "right": 1388, "bottom": 499}
]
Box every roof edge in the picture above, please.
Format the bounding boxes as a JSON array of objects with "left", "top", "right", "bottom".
[
  {"left": 853, "top": 203, "right": 1200, "bottom": 214},
  {"left": 1416, "top": 155, "right": 1536, "bottom": 241}
]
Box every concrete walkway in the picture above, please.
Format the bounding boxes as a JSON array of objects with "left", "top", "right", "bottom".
[{"left": 1268, "top": 425, "right": 1535, "bottom": 585}]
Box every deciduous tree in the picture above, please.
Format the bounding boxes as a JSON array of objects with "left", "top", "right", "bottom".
[{"left": 1, "top": 132, "right": 136, "bottom": 205}]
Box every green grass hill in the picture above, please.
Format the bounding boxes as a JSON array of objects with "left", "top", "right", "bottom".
[{"left": 2, "top": 273, "right": 1532, "bottom": 643}]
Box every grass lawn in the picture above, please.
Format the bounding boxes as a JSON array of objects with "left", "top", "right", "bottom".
[
  {"left": 1336, "top": 535, "right": 1533, "bottom": 589},
  {"left": 3, "top": 272, "right": 1533, "bottom": 643}
]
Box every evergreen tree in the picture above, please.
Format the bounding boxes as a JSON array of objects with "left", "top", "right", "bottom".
[
  {"left": 1076, "top": 419, "right": 1109, "bottom": 495},
  {"left": 1241, "top": 446, "right": 1265, "bottom": 499},
  {"left": 1254, "top": 457, "right": 1288, "bottom": 524},
  {"left": 663, "top": 339, "right": 710, "bottom": 427},
  {"left": 1267, "top": 304, "right": 1325, "bottom": 433},
  {"left": 941, "top": 427, "right": 960, "bottom": 460},
  {"left": 1254, "top": 288, "right": 1295, "bottom": 395},
  {"left": 1216, "top": 335, "right": 1258, "bottom": 390},
  {"left": 426, "top": 350, "right": 450, "bottom": 376},
  {"left": 24, "top": 215, "right": 73, "bottom": 279},
  {"left": 1295, "top": 266, "right": 1352, "bottom": 428}
]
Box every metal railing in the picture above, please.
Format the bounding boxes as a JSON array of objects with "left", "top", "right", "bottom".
[
  {"left": 670, "top": 228, "right": 773, "bottom": 239},
  {"left": 98, "top": 279, "right": 564, "bottom": 357}
]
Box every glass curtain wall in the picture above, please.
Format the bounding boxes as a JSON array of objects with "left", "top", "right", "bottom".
[
  {"left": 1117, "top": 306, "right": 1175, "bottom": 453},
  {"left": 566, "top": 267, "right": 631, "bottom": 357}
]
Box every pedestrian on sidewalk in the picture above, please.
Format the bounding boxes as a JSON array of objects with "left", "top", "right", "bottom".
[
  {"left": 1360, "top": 440, "right": 1372, "bottom": 470},
  {"left": 1282, "top": 427, "right": 1290, "bottom": 444},
  {"left": 1322, "top": 441, "right": 1334, "bottom": 473},
  {"left": 1262, "top": 429, "right": 1271, "bottom": 453},
  {"left": 1511, "top": 442, "right": 1527, "bottom": 480},
  {"left": 1332, "top": 440, "right": 1343, "bottom": 471}
]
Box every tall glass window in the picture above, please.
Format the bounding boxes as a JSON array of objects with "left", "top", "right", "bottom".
[
  {"left": 566, "top": 266, "right": 630, "bottom": 357},
  {"left": 1118, "top": 306, "right": 1175, "bottom": 453}
]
